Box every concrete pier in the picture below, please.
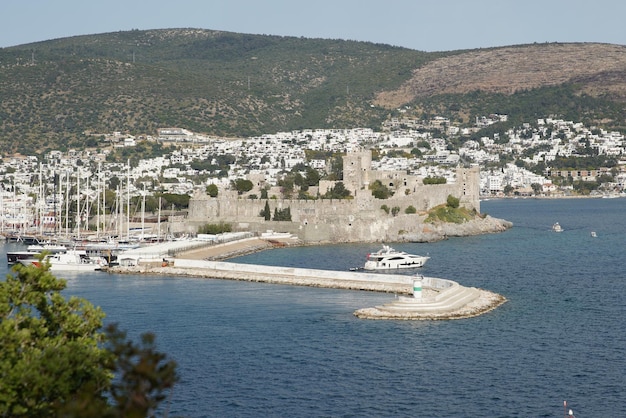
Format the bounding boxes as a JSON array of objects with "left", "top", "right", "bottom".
[{"left": 107, "top": 258, "right": 506, "bottom": 320}]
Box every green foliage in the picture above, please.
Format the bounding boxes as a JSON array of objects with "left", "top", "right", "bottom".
[
  {"left": 2, "top": 31, "right": 625, "bottom": 153},
  {"left": 547, "top": 154, "right": 617, "bottom": 170},
  {"left": 322, "top": 182, "right": 352, "bottom": 199},
  {"left": 231, "top": 178, "right": 254, "bottom": 195},
  {"left": 0, "top": 30, "right": 437, "bottom": 152},
  {"left": 304, "top": 166, "right": 321, "bottom": 186},
  {"left": 158, "top": 192, "right": 190, "bottom": 209},
  {"left": 272, "top": 207, "right": 292, "bottom": 221},
  {"left": 530, "top": 183, "right": 543, "bottom": 194},
  {"left": 277, "top": 175, "right": 295, "bottom": 198},
  {"left": 425, "top": 204, "right": 475, "bottom": 224},
  {"left": 423, "top": 176, "right": 447, "bottom": 185},
  {"left": 206, "top": 183, "right": 219, "bottom": 197},
  {"left": 573, "top": 180, "right": 599, "bottom": 195},
  {"left": 405, "top": 205, "right": 417, "bottom": 214},
  {"left": 98, "top": 324, "right": 179, "bottom": 418},
  {"left": 391, "top": 206, "right": 400, "bottom": 216},
  {"left": 369, "top": 179, "right": 393, "bottom": 199},
  {"left": 0, "top": 261, "right": 178, "bottom": 417},
  {"left": 191, "top": 154, "right": 236, "bottom": 174},
  {"left": 260, "top": 200, "right": 271, "bottom": 220},
  {"left": 380, "top": 204, "right": 390, "bottom": 214},
  {"left": 446, "top": 194, "right": 460, "bottom": 208},
  {"left": 326, "top": 155, "right": 344, "bottom": 181},
  {"left": 0, "top": 260, "right": 109, "bottom": 417},
  {"left": 198, "top": 222, "right": 232, "bottom": 234}
]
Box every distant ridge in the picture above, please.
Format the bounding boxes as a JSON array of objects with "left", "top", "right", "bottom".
[
  {"left": 0, "top": 29, "right": 625, "bottom": 154},
  {"left": 374, "top": 43, "right": 626, "bottom": 108}
]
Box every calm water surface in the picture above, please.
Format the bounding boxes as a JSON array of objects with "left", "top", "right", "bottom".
[{"left": 4, "top": 198, "right": 625, "bottom": 417}]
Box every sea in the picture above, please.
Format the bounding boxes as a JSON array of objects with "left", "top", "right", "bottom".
[{"left": 2, "top": 198, "right": 625, "bottom": 417}]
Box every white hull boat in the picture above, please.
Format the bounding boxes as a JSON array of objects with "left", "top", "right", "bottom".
[
  {"left": 364, "top": 245, "right": 429, "bottom": 270},
  {"left": 20, "top": 250, "right": 108, "bottom": 272}
]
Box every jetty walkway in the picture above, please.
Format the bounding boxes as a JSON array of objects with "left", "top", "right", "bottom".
[{"left": 107, "top": 254, "right": 506, "bottom": 320}]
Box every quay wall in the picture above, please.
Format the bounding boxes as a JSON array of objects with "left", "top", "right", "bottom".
[
  {"left": 107, "top": 260, "right": 507, "bottom": 319},
  {"left": 171, "top": 258, "right": 417, "bottom": 293}
]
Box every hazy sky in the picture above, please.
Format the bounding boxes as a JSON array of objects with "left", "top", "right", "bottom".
[{"left": 2, "top": 0, "right": 625, "bottom": 51}]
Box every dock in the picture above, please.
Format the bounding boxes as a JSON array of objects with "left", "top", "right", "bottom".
[{"left": 107, "top": 257, "right": 506, "bottom": 320}]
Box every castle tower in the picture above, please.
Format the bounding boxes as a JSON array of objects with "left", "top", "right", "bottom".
[
  {"left": 456, "top": 165, "right": 481, "bottom": 212},
  {"left": 342, "top": 148, "right": 372, "bottom": 196}
]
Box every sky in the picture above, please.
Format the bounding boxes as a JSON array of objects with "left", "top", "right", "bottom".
[{"left": 1, "top": 0, "right": 625, "bottom": 51}]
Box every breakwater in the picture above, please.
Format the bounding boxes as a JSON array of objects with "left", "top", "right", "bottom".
[{"left": 107, "top": 259, "right": 506, "bottom": 320}]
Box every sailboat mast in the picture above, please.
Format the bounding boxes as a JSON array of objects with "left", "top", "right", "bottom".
[
  {"left": 96, "top": 164, "right": 100, "bottom": 238},
  {"left": 102, "top": 164, "right": 106, "bottom": 238},
  {"left": 127, "top": 160, "right": 130, "bottom": 241},
  {"left": 38, "top": 163, "right": 43, "bottom": 237},
  {"left": 76, "top": 168, "right": 81, "bottom": 240},
  {"left": 65, "top": 170, "right": 70, "bottom": 237},
  {"left": 141, "top": 184, "right": 145, "bottom": 242},
  {"left": 157, "top": 196, "right": 161, "bottom": 242}
]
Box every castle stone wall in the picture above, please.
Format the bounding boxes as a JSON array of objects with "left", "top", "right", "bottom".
[{"left": 187, "top": 151, "right": 481, "bottom": 243}]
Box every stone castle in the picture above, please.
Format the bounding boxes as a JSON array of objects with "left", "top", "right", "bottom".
[{"left": 187, "top": 149, "right": 481, "bottom": 243}]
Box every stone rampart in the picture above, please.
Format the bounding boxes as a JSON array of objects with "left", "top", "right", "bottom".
[{"left": 187, "top": 156, "right": 483, "bottom": 243}]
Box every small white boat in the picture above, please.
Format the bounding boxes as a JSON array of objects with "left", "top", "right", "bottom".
[
  {"left": 27, "top": 243, "right": 67, "bottom": 254},
  {"left": 20, "top": 250, "right": 108, "bottom": 272},
  {"left": 364, "top": 245, "right": 429, "bottom": 270},
  {"left": 552, "top": 222, "right": 563, "bottom": 232},
  {"left": 590, "top": 231, "right": 597, "bottom": 238}
]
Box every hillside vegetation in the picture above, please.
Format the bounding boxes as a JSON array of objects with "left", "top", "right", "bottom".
[{"left": 1, "top": 29, "right": 625, "bottom": 155}]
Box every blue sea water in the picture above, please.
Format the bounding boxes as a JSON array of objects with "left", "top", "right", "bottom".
[{"left": 3, "top": 198, "right": 625, "bottom": 417}]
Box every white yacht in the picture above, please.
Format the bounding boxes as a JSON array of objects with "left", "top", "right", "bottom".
[
  {"left": 364, "top": 245, "right": 429, "bottom": 270},
  {"left": 552, "top": 222, "right": 563, "bottom": 232},
  {"left": 20, "top": 250, "right": 108, "bottom": 272}
]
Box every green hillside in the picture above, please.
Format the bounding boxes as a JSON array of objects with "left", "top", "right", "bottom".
[{"left": 0, "top": 29, "right": 624, "bottom": 156}]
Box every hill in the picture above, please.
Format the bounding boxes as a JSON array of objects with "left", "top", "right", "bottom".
[{"left": 0, "top": 29, "right": 625, "bottom": 155}]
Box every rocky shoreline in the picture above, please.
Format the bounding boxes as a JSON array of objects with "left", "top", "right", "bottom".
[{"left": 402, "top": 215, "right": 513, "bottom": 243}]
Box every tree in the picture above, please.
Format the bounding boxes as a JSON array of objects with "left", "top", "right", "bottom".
[
  {"left": 260, "top": 200, "right": 271, "bottom": 220},
  {"left": 323, "top": 182, "right": 351, "bottom": 199},
  {"left": 231, "top": 178, "right": 254, "bottom": 195},
  {"left": 304, "top": 166, "right": 321, "bottom": 186},
  {"left": 405, "top": 205, "right": 417, "bottom": 214},
  {"left": 369, "top": 180, "right": 393, "bottom": 199},
  {"left": 206, "top": 183, "right": 219, "bottom": 197},
  {"left": 0, "top": 260, "right": 178, "bottom": 417},
  {"left": 0, "top": 261, "right": 110, "bottom": 417},
  {"left": 272, "top": 207, "right": 291, "bottom": 221},
  {"left": 277, "top": 175, "right": 294, "bottom": 198},
  {"left": 446, "top": 194, "right": 460, "bottom": 208},
  {"left": 423, "top": 177, "right": 447, "bottom": 185},
  {"left": 530, "top": 183, "right": 543, "bottom": 195},
  {"left": 159, "top": 193, "right": 190, "bottom": 210},
  {"left": 391, "top": 206, "right": 400, "bottom": 216}
]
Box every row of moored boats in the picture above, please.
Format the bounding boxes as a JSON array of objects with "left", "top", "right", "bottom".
[
  {"left": 8, "top": 236, "right": 432, "bottom": 273},
  {"left": 7, "top": 239, "right": 139, "bottom": 271}
]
